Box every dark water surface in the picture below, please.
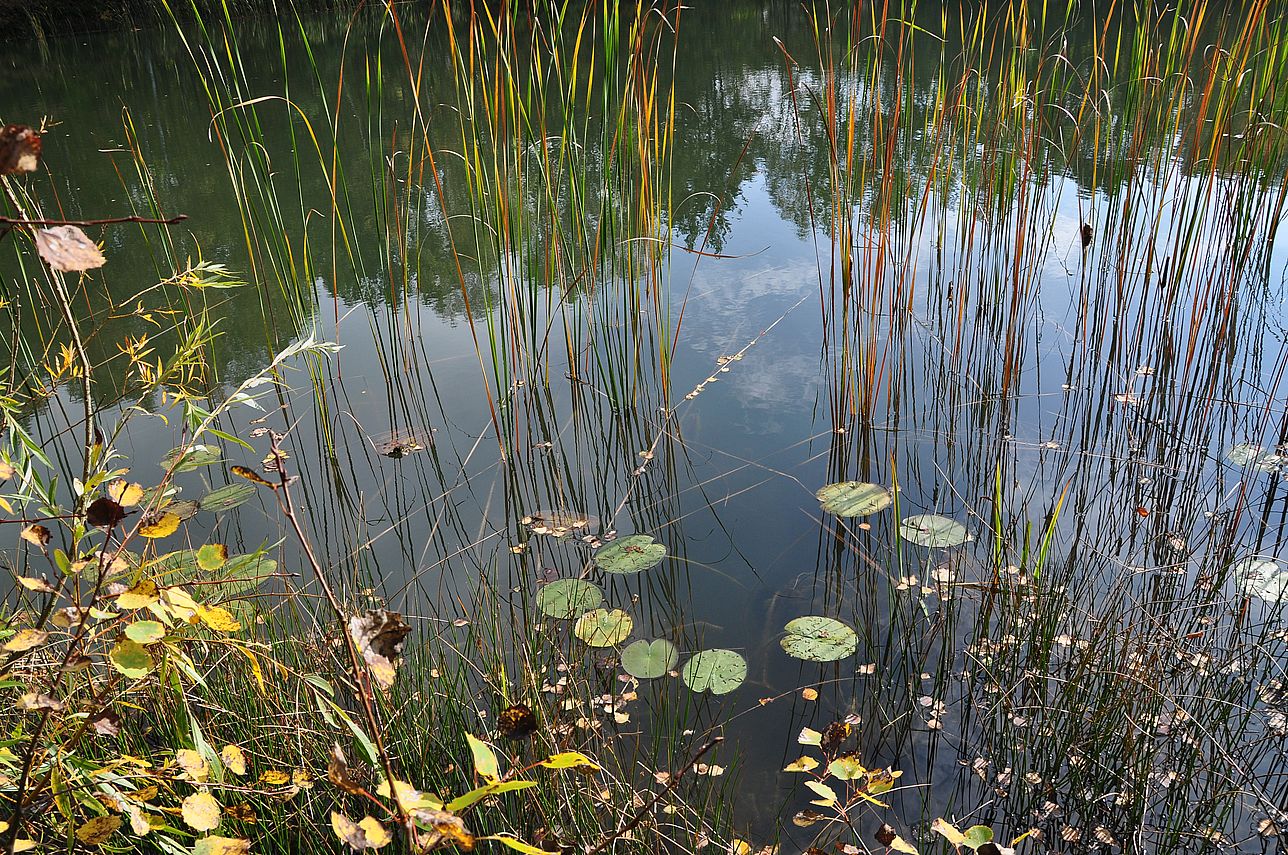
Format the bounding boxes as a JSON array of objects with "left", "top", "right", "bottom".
[{"left": 4, "top": 2, "right": 1288, "bottom": 851}]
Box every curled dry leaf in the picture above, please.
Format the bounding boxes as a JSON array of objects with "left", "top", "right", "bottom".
[
  {"left": 86, "top": 497, "right": 126, "bottom": 528},
  {"left": 88, "top": 709, "right": 122, "bottom": 737},
  {"left": 20, "top": 524, "right": 51, "bottom": 549},
  {"left": 414, "top": 808, "right": 474, "bottom": 851},
  {"left": 331, "top": 812, "right": 392, "bottom": 850},
  {"left": 35, "top": 225, "right": 106, "bottom": 273},
  {"left": 0, "top": 124, "right": 41, "bottom": 175},
  {"left": 348, "top": 609, "right": 412, "bottom": 691},
  {"left": 328, "top": 743, "right": 364, "bottom": 794},
  {"left": 16, "top": 692, "right": 63, "bottom": 711},
  {"left": 193, "top": 837, "right": 252, "bottom": 855}
]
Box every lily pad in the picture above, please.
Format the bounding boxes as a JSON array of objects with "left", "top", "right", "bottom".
[
  {"left": 1232, "top": 556, "right": 1288, "bottom": 603},
  {"left": 899, "top": 514, "right": 971, "bottom": 547},
  {"left": 593, "top": 535, "right": 666, "bottom": 574},
  {"left": 815, "top": 482, "right": 892, "bottom": 517},
  {"left": 680, "top": 649, "right": 747, "bottom": 695},
  {"left": 573, "top": 609, "right": 633, "bottom": 647},
  {"left": 780, "top": 616, "right": 859, "bottom": 662},
  {"left": 621, "top": 639, "right": 679, "bottom": 679},
  {"left": 525, "top": 510, "right": 601, "bottom": 537},
  {"left": 162, "top": 444, "right": 223, "bottom": 472},
  {"left": 536, "top": 579, "right": 603, "bottom": 620},
  {"left": 199, "top": 483, "right": 258, "bottom": 513}
]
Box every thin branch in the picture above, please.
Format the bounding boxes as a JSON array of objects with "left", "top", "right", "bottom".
[{"left": 0, "top": 214, "right": 188, "bottom": 227}]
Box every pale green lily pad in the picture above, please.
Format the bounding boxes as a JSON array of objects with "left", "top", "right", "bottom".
[
  {"left": 780, "top": 616, "right": 858, "bottom": 662},
  {"left": 815, "top": 482, "right": 892, "bottom": 517},
  {"left": 1232, "top": 556, "right": 1288, "bottom": 603},
  {"left": 199, "top": 483, "right": 258, "bottom": 513},
  {"left": 536, "top": 579, "right": 603, "bottom": 620},
  {"left": 574, "top": 609, "right": 633, "bottom": 647},
  {"left": 680, "top": 649, "right": 747, "bottom": 695},
  {"left": 899, "top": 514, "right": 971, "bottom": 547},
  {"left": 162, "top": 444, "right": 223, "bottom": 472},
  {"left": 593, "top": 535, "right": 667, "bottom": 574},
  {"left": 621, "top": 639, "right": 679, "bottom": 679}
]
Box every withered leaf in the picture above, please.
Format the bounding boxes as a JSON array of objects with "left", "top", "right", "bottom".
[
  {"left": 413, "top": 808, "right": 474, "bottom": 851},
  {"left": 348, "top": 609, "right": 412, "bottom": 691},
  {"left": 86, "top": 497, "right": 126, "bottom": 528},
  {"left": 0, "top": 124, "right": 41, "bottom": 175},
  {"left": 331, "top": 811, "right": 392, "bottom": 850},
  {"left": 88, "top": 709, "right": 122, "bottom": 737},
  {"left": 35, "top": 225, "right": 106, "bottom": 273},
  {"left": 20, "top": 523, "right": 51, "bottom": 549},
  {"left": 328, "top": 743, "right": 365, "bottom": 795},
  {"left": 231, "top": 465, "right": 276, "bottom": 488}
]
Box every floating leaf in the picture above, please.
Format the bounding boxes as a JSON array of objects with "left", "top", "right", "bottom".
[
  {"left": 0, "top": 124, "right": 41, "bottom": 174},
  {"left": 780, "top": 616, "right": 858, "bottom": 662},
  {"left": 621, "top": 639, "right": 679, "bottom": 679},
  {"left": 593, "top": 535, "right": 666, "bottom": 574},
  {"left": 124, "top": 621, "right": 165, "bottom": 644},
  {"left": 75, "top": 815, "right": 121, "bottom": 846},
  {"left": 1232, "top": 556, "right": 1288, "bottom": 603},
  {"left": 899, "top": 514, "right": 971, "bottom": 547},
  {"left": 193, "top": 837, "right": 251, "bottom": 855},
  {"left": 573, "top": 608, "right": 633, "bottom": 647},
  {"left": 680, "top": 649, "right": 747, "bottom": 695},
  {"left": 536, "top": 579, "right": 603, "bottom": 619},
  {"left": 815, "top": 482, "right": 893, "bottom": 517},
  {"left": 349, "top": 610, "right": 412, "bottom": 691},
  {"left": 109, "top": 639, "right": 154, "bottom": 679},
  {"left": 36, "top": 225, "right": 105, "bottom": 272},
  {"left": 162, "top": 445, "right": 222, "bottom": 472},
  {"left": 183, "top": 792, "right": 221, "bottom": 831},
  {"left": 199, "top": 483, "right": 257, "bottom": 513}
]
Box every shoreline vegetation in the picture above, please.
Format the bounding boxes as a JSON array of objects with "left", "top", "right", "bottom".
[{"left": 2, "top": 0, "right": 1287, "bottom": 852}]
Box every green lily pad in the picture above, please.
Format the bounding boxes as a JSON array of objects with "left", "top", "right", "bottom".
[
  {"left": 621, "top": 639, "right": 679, "bottom": 679},
  {"left": 573, "top": 609, "right": 633, "bottom": 647},
  {"left": 680, "top": 649, "right": 747, "bottom": 695},
  {"left": 536, "top": 579, "right": 603, "bottom": 620},
  {"left": 162, "top": 444, "right": 223, "bottom": 472},
  {"left": 1232, "top": 556, "right": 1288, "bottom": 603},
  {"left": 815, "top": 482, "right": 893, "bottom": 517},
  {"left": 199, "top": 483, "right": 258, "bottom": 513},
  {"left": 899, "top": 514, "right": 971, "bottom": 547},
  {"left": 780, "top": 616, "right": 859, "bottom": 662},
  {"left": 593, "top": 535, "right": 667, "bottom": 574}
]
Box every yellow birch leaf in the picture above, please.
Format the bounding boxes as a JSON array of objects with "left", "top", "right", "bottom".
[
  {"left": 197, "top": 605, "right": 240, "bottom": 633},
  {"left": 117, "top": 579, "right": 159, "bottom": 609},
  {"left": 3, "top": 629, "right": 48, "bottom": 652},
  {"left": 75, "top": 815, "right": 121, "bottom": 845},
  {"left": 220, "top": 745, "right": 247, "bottom": 776},
  {"left": 182, "top": 791, "right": 221, "bottom": 831},
  {"left": 138, "top": 512, "right": 180, "bottom": 539}
]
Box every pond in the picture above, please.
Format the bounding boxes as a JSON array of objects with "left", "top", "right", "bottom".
[{"left": 3, "top": 1, "right": 1288, "bottom": 852}]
